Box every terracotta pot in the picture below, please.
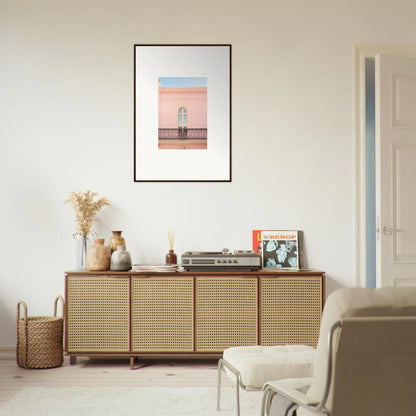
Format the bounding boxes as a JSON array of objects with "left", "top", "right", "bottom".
[
  {"left": 108, "top": 231, "right": 126, "bottom": 253},
  {"left": 87, "top": 239, "right": 111, "bottom": 271}
]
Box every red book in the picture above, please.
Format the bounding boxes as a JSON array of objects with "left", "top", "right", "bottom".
[{"left": 252, "top": 230, "right": 263, "bottom": 256}]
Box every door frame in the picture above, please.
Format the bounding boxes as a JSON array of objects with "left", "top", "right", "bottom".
[{"left": 353, "top": 45, "right": 416, "bottom": 288}]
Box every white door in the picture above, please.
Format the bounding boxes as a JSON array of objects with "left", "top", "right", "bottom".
[{"left": 376, "top": 54, "right": 416, "bottom": 287}]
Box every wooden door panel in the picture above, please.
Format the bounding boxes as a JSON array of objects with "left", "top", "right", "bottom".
[{"left": 376, "top": 54, "right": 416, "bottom": 286}]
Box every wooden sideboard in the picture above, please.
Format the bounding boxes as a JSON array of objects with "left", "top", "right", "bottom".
[{"left": 65, "top": 270, "right": 325, "bottom": 369}]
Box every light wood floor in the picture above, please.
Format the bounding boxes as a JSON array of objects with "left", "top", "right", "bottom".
[{"left": 0, "top": 353, "right": 233, "bottom": 407}]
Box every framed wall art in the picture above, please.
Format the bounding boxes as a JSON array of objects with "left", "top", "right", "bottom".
[{"left": 134, "top": 44, "right": 231, "bottom": 182}]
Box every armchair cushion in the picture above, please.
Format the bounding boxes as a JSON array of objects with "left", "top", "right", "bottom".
[{"left": 223, "top": 345, "right": 315, "bottom": 390}]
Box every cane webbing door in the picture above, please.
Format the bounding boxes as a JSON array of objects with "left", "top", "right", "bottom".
[
  {"left": 195, "top": 276, "right": 258, "bottom": 352},
  {"left": 66, "top": 276, "right": 130, "bottom": 352},
  {"left": 131, "top": 276, "right": 194, "bottom": 352},
  {"left": 260, "top": 276, "right": 322, "bottom": 347}
]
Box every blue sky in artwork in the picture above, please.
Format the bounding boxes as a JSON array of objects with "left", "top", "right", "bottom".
[{"left": 159, "top": 77, "right": 207, "bottom": 87}]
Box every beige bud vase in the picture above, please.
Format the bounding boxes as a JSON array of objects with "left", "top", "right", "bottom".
[
  {"left": 110, "top": 245, "right": 132, "bottom": 271},
  {"left": 86, "top": 239, "right": 111, "bottom": 271},
  {"left": 108, "top": 231, "right": 126, "bottom": 253}
]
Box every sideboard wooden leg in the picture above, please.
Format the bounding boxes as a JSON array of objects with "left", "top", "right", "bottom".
[
  {"left": 70, "top": 356, "right": 77, "bottom": 365},
  {"left": 130, "top": 356, "right": 135, "bottom": 370}
]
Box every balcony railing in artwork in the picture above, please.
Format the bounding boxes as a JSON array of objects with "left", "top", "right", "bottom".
[{"left": 158, "top": 128, "right": 207, "bottom": 140}]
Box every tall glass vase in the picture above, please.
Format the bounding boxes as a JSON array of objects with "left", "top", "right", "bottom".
[{"left": 76, "top": 236, "right": 92, "bottom": 270}]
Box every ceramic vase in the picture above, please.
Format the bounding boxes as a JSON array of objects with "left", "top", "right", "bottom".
[
  {"left": 108, "top": 231, "right": 126, "bottom": 253},
  {"left": 110, "top": 245, "right": 132, "bottom": 271},
  {"left": 86, "top": 239, "right": 111, "bottom": 271}
]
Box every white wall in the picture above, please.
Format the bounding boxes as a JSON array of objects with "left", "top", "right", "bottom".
[{"left": 1, "top": 0, "right": 416, "bottom": 346}]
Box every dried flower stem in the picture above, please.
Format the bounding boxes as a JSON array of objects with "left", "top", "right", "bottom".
[{"left": 65, "top": 190, "right": 111, "bottom": 239}]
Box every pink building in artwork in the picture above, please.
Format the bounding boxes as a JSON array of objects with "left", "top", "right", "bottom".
[{"left": 158, "top": 81, "right": 207, "bottom": 149}]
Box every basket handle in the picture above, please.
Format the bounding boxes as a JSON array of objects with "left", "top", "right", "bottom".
[
  {"left": 16, "top": 300, "right": 29, "bottom": 368},
  {"left": 54, "top": 295, "right": 65, "bottom": 319},
  {"left": 17, "top": 301, "right": 28, "bottom": 321}
]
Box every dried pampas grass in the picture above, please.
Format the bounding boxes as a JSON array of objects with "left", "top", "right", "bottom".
[{"left": 65, "top": 190, "right": 111, "bottom": 239}]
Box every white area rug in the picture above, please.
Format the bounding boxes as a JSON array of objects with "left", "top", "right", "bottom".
[{"left": 0, "top": 386, "right": 263, "bottom": 416}]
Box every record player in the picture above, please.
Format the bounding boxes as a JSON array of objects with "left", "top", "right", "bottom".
[{"left": 181, "top": 248, "right": 261, "bottom": 271}]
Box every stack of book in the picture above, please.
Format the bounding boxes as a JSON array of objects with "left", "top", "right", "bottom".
[{"left": 131, "top": 264, "right": 179, "bottom": 272}]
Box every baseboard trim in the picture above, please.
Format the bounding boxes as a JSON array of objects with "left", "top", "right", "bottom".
[{"left": 0, "top": 346, "right": 15, "bottom": 359}]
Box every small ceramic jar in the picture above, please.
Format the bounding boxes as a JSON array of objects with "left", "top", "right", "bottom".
[
  {"left": 108, "top": 231, "right": 126, "bottom": 253},
  {"left": 110, "top": 245, "right": 132, "bottom": 271}
]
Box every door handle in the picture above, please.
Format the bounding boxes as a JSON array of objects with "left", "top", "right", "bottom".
[{"left": 383, "top": 226, "right": 405, "bottom": 235}]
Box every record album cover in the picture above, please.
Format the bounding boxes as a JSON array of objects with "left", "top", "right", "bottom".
[{"left": 260, "top": 230, "right": 299, "bottom": 269}]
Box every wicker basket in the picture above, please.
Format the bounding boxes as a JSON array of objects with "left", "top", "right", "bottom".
[{"left": 16, "top": 296, "right": 64, "bottom": 369}]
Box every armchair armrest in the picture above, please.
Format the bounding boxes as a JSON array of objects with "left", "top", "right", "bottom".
[
  {"left": 261, "top": 378, "right": 327, "bottom": 416},
  {"left": 266, "top": 378, "right": 316, "bottom": 405},
  {"left": 261, "top": 321, "right": 344, "bottom": 416}
]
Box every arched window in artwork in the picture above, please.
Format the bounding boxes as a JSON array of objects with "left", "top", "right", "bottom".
[{"left": 177, "top": 107, "right": 188, "bottom": 128}]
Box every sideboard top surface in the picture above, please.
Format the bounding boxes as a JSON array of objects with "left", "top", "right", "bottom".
[{"left": 65, "top": 269, "right": 325, "bottom": 277}]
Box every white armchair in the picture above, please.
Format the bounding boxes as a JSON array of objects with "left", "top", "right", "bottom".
[{"left": 261, "top": 286, "right": 416, "bottom": 416}]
